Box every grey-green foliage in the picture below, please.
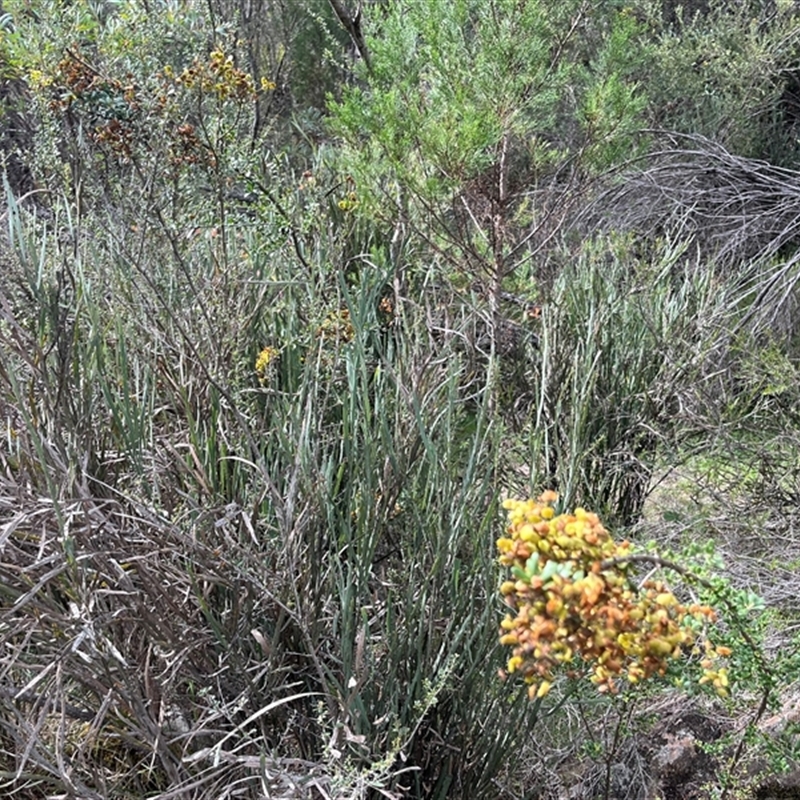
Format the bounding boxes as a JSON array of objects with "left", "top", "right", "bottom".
[
  {"left": 250, "top": 258, "right": 538, "bottom": 798},
  {"left": 524, "top": 237, "right": 731, "bottom": 526},
  {"left": 641, "top": 0, "right": 800, "bottom": 162},
  {"left": 0, "top": 168, "right": 540, "bottom": 797}
]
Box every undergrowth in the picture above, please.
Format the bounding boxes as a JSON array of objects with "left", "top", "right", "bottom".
[{"left": 1, "top": 0, "right": 800, "bottom": 798}]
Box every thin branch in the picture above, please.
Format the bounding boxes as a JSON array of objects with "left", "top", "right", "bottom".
[
  {"left": 326, "top": 0, "right": 371, "bottom": 72},
  {"left": 600, "top": 550, "right": 774, "bottom": 788}
]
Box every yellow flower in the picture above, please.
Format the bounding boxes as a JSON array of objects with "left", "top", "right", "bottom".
[
  {"left": 655, "top": 592, "right": 678, "bottom": 607},
  {"left": 507, "top": 655, "right": 523, "bottom": 673},
  {"left": 255, "top": 346, "right": 280, "bottom": 382},
  {"left": 498, "top": 493, "right": 726, "bottom": 700},
  {"left": 28, "top": 69, "right": 54, "bottom": 89}
]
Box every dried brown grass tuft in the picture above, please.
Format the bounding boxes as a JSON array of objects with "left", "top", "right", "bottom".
[
  {"left": 0, "top": 460, "right": 331, "bottom": 798},
  {"left": 580, "top": 132, "right": 800, "bottom": 334}
]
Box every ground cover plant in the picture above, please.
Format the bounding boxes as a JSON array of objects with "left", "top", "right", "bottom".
[{"left": 1, "top": 0, "right": 800, "bottom": 798}]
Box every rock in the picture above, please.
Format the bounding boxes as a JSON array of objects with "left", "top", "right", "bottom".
[
  {"left": 755, "top": 769, "right": 800, "bottom": 800},
  {"left": 655, "top": 734, "right": 700, "bottom": 780}
]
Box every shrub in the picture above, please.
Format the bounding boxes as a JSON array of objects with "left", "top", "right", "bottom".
[
  {"left": 497, "top": 492, "right": 729, "bottom": 699},
  {"left": 328, "top": 0, "right": 649, "bottom": 312}
]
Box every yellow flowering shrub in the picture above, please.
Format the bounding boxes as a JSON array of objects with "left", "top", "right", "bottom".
[{"left": 498, "top": 492, "right": 729, "bottom": 699}]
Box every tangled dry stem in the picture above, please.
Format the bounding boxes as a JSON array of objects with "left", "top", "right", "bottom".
[
  {"left": 581, "top": 132, "right": 800, "bottom": 328},
  {"left": 0, "top": 462, "right": 333, "bottom": 798}
]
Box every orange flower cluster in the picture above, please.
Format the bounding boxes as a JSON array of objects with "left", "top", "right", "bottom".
[
  {"left": 316, "top": 308, "right": 355, "bottom": 343},
  {"left": 175, "top": 49, "right": 256, "bottom": 103},
  {"left": 498, "top": 492, "right": 723, "bottom": 699},
  {"left": 52, "top": 51, "right": 140, "bottom": 159}
]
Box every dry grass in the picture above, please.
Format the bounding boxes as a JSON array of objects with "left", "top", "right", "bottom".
[
  {"left": 580, "top": 133, "right": 800, "bottom": 336},
  {"left": 0, "top": 461, "right": 326, "bottom": 797}
]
